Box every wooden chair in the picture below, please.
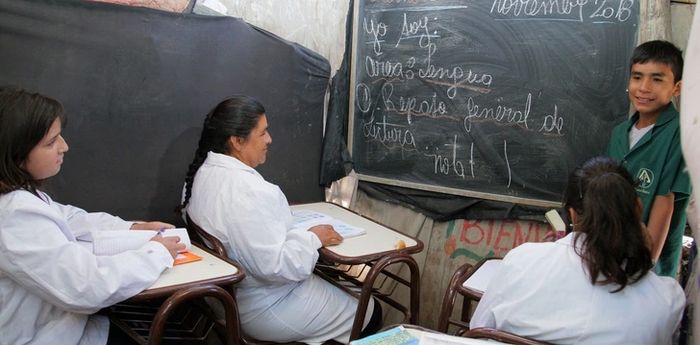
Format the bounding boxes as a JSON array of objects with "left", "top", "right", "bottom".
[
  {"left": 186, "top": 216, "right": 334, "bottom": 345},
  {"left": 110, "top": 284, "right": 241, "bottom": 345},
  {"left": 437, "top": 257, "right": 502, "bottom": 334},
  {"left": 186, "top": 214, "right": 227, "bottom": 258},
  {"left": 463, "top": 328, "right": 553, "bottom": 345},
  {"left": 186, "top": 215, "right": 421, "bottom": 343},
  {"left": 313, "top": 251, "right": 421, "bottom": 340}
]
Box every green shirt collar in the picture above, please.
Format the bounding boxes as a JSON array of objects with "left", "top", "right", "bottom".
[{"left": 625, "top": 103, "right": 677, "bottom": 131}]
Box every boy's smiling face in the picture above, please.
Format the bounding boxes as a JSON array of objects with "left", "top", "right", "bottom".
[{"left": 628, "top": 61, "right": 681, "bottom": 119}]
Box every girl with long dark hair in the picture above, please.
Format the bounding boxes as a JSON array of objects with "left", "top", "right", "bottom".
[{"left": 470, "top": 156, "right": 684, "bottom": 344}]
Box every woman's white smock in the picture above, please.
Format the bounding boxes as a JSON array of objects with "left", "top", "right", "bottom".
[
  {"left": 470, "top": 232, "right": 685, "bottom": 345},
  {"left": 186, "top": 152, "right": 368, "bottom": 344},
  {"left": 0, "top": 190, "right": 173, "bottom": 345}
]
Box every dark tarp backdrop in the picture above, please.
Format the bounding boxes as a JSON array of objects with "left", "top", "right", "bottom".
[{"left": 0, "top": 0, "right": 329, "bottom": 225}]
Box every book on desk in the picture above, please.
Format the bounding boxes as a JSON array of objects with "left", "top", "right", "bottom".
[
  {"left": 85, "top": 228, "right": 202, "bottom": 265},
  {"left": 292, "top": 209, "right": 367, "bottom": 239}
]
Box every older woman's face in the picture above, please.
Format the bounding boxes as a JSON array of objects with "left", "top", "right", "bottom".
[{"left": 234, "top": 114, "right": 272, "bottom": 168}]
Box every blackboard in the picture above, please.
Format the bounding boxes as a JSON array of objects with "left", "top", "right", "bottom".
[
  {"left": 349, "top": 0, "right": 638, "bottom": 207},
  {"left": 0, "top": 0, "right": 329, "bottom": 224}
]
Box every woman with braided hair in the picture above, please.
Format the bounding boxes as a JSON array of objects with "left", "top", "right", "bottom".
[
  {"left": 470, "top": 156, "right": 685, "bottom": 344},
  {"left": 180, "top": 95, "right": 380, "bottom": 344}
]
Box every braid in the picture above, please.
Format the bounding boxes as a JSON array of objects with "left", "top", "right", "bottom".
[
  {"left": 181, "top": 144, "right": 209, "bottom": 209},
  {"left": 180, "top": 115, "right": 217, "bottom": 210}
]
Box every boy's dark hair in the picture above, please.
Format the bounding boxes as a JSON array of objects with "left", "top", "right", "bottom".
[
  {"left": 630, "top": 40, "right": 684, "bottom": 83},
  {"left": 564, "top": 156, "right": 652, "bottom": 293}
]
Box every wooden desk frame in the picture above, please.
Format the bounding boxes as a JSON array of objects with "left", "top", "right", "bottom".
[
  {"left": 109, "top": 245, "right": 246, "bottom": 345},
  {"left": 438, "top": 257, "right": 502, "bottom": 335},
  {"left": 291, "top": 202, "right": 424, "bottom": 340}
]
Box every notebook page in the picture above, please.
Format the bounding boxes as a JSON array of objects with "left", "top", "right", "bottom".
[
  {"left": 292, "top": 210, "right": 366, "bottom": 238},
  {"left": 92, "top": 228, "right": 191, "bottom": 256}
]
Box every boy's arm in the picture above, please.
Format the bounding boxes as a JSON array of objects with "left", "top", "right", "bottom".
[{"left": 647, "top": 193, "right": 675, "bottom": 261}]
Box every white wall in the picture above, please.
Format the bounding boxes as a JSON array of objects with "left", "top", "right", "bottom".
[
  {"left": 672, "top": 2, "right": 697, "bottom": 52},
  {"left": 199, "top": 0, "right": 350, "bottom": 73}
]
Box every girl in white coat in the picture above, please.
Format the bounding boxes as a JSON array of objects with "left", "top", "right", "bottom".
[
  {"left": 470, "top": 156, "right": 685, "bottom": 344},
  {"left": 181, "top": 96, "right": 381, "bottom": 344},
  {"left": 0, "top": 87, "right": 185, "bottom": 345}
]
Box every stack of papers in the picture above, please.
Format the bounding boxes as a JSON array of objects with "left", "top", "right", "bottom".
[{"left": 292, "top": 210, "right": 366, "bottom": 239}]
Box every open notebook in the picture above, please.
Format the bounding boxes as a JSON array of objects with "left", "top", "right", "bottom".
[
  {"left": 292, "top": 210, "right": 366, "bottom": 239},
  {"left": 88, "top": 228, "right": 200, "bottom": 265}
]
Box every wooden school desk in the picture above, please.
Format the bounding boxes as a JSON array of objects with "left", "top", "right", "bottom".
[
  {"left": 109, "top": 245, "right": 246, "bottom": 345},
  {"left": 438, "top": 257, "right": 503, "bottom": 334},
  {"left": 290, "top": 202, "right": 424, "bottom": 340}
]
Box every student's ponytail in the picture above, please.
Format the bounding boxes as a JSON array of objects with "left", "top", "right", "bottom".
[{"left": 566, "top": 157, "right": 652, "bottom": 292}]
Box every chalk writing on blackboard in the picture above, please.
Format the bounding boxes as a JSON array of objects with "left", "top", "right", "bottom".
[{"left": 349, "top": 0, "right": 637, "bottom": 206}]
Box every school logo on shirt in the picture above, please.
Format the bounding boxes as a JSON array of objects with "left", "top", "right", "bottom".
[{"left": 636, "top": 168, "right": 654, "bottom": 190}]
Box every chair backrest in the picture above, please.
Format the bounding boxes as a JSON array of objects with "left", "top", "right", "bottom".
[
  {"left": 186, "top": 215, "right": 228, "bottom": 258},
  {"left": 463, "top": 328, "right": 553, "bottom": 345},
  {"left": 437, "top": 257, "right": 502, "bottom": 334}
]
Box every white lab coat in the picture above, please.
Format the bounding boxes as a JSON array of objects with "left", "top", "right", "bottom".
[
  {"left": 470, "top": 233, "right": 685, "bottom": 345},
  {"left": 186, "top": 152, "right": 370, "bottom": 344},
  {"left": 0, "top": 190, "right": 173, "bottom": 345}
]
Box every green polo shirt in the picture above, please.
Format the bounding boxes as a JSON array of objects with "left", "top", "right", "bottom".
[{"left": 607, "top": 104, "right": 691, "bottom": 278}]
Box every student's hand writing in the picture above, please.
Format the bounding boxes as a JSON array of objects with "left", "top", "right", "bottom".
[
  {"left": 130, "top": 221, "right": 175, "bottom": 231},
  {"left": 150, "top": 234, "right": 186, "bottom": 259},
  {"left": 309, "top": 224, "right": 343, "bottom": 247}
]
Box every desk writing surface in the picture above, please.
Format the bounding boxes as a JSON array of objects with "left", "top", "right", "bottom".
[
  {"left": 146, "top": 246, "right": 239, "bottom": 290},
  {"left": 290, "top": 202, "right": 419, "bottom": 258},
  {"left": 463, "top": 259, "right": 503, "bottom": 294}
]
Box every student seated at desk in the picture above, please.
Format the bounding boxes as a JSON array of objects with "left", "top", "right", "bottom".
[
  {"left": 180, "top": 95, "right": 381, "bottom": 344},
  {"left": 470, "top": 156, "right": 685, "bottom": 344},
  {"left": 0, "top": 87, "right": 185, "bottom": 345}
]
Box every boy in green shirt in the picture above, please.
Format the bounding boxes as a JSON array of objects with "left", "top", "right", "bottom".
[{"left": 607, "top": 40, "right": 690, "bottom": 278}]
